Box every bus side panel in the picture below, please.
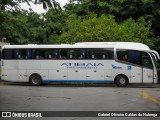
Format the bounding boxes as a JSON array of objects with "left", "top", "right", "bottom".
[
  {"left": 86, "top": 70, "right": 104, "bottom": 80},
  {"left": 42, "top": 60, "right": 68, "bottom": 81},
  {"left": 43, "top": 60, "right": 115, "bottom": 83},
  {"left": 3, "top": 70, "right": 18, "bottom": 82},
  {"left": 68, "top": 69, "right": 86, "bottom": 80},
  {"left": 111, "top": 61, "right": 131, "bottom": 82},
  {"left": 130, "top": 66, "right": 142, "bottom": 83},
  {"left": 143, "top": 68, "right": 154, "bottom": 83},
  {"left": 1, "top": 60, "right": 18, "bottom": 82},
  {"left": 19, "top": 60, "right": 42, "bottom": 82},
  {"left": 105, "top": 70, "right": 112, "bottom": 82},
  {"left": 49, "top": 70, "right": 67, "bottom": 80},
  {"left": 18, "top": 70, "right": 27, "bottom": 82},
  {"left": 19, "top": 60, "right": 41, "bottom": 70}
]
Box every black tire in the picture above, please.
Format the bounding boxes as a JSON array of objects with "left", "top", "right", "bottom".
[
  {"left": 116, "top": 75, "right": 128, "bottom": 87},
  {"left": 29, "top": 74, "right": 42, "bottom": 86}
]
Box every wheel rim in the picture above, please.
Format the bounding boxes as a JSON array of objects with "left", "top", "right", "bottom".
[
  {"left": 32, "top": 77, "right": 40, "bottom": 85},
  {"left": 119, "top": 77, "right": 126, "bottom": 85}
]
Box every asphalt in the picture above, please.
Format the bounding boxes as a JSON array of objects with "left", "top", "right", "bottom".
[{"left": 0, "top": 81, "right": 160, "bottom": 120}]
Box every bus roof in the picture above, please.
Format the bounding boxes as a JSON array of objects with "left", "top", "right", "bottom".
[
  {"left": 2, "top": 42, "right": 150, "bottom": 50},
  {"left": 76, "top": 42, "right": 150, "bottom": 50},
  {"left": 2, "top": 42, "right": 159, "bottom": 59}
]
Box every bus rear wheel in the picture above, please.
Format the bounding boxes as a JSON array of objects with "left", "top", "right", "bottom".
[
  {"left": 29, "top": 74, "right": 42, "bottom": 86},
  {"left": 116, "top": 75, "right": 128, "bottom": 87}
]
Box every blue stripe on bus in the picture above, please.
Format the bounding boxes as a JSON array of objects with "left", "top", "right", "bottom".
[{"left": 42, "top": 80, "right": 114, "bottom": 83}]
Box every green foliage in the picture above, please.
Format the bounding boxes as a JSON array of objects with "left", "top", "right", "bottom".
[
  {"left": 65, "top": 0, "right": 160, "bottom": 37},
  {"left": 0, "top": 10, "right": 45, "bottom": 44},
  {"left": 59, "top": 14, "right": 152, "bottom": 44},
  {"left": 0, "top": 0, "right": 159, "bottom": 57},
  {"left": 43, "top": 9, "right": 68, "bottom": 44}
]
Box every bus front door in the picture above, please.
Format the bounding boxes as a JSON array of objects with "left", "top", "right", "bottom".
[{"left": 142, "top": 56, "right": 154, "bottom": 83}]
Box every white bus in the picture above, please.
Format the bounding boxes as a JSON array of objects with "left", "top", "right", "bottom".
[{"left": 1, "top": 42, "right": 160, "bottom": 87}]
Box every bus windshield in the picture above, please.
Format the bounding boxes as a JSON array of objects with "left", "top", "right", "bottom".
[{"left": 150, "top": 53, "right": 159, "bottom": 69}]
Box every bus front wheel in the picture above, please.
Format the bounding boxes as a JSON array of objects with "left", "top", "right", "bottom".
[
  {"left": 116, "top": 75, "right": 128, "bottom": 87},
  {"left": 29, "top": 74, "right": 42, "bottom": 86}
]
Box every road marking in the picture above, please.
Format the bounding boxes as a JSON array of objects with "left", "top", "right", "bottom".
[{"left": 139, "top": 90, "right": 160, "bottom": 105}]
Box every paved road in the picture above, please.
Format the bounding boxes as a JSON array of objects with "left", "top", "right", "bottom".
[{"left": 0, "top": 82, "right": 160, "bottom": 120}]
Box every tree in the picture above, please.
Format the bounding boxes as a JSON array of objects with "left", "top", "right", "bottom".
[
  {"left": 26, "top": 11, "right": 46, "bottom": 44},
  {"left": 0, "top": 0, "right": 61, "bottom": 11},
  {"left": 0, "top": 10, "right": 46, "bottom": 44},
  {"left": 0, "top": 0, "right": 159, "bottom": 54},
  {"left": 64, "top": 0, "right": 160, "bottom": 38},
  {"left": 34, "top": 0, "right": 61, "bottom": 10},
  {"left": 0, "top": 0, "right": 61, "bottom": 43},
  {"left": 0, "top": 0, "right": 32, "bottom": 11},
  {"left": 59, "top": 14, "right": 152, "bottom": 45},
  {"left": 43, "top": 9, "right": 68, "bottom": 43},
  {"left": 0, "top": 10, "right": 29, "bottom": 44}
]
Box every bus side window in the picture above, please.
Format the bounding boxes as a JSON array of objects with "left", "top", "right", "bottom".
[
  {"left": 87, "top": 49, "right": 93, "bottom": 59},
  {"left": 117, "top": 50, "right": 143, "bottom": 65},
  {"left": 44, "top": 50, "right": 52, "bottom": 59},
  {"left": 102, "top": 54, "right": 106, "bottom": 59},
  {"left": 48, "top": 53, "right": 53, "bottom": 59},
  {"left": 80, "top": 49, "right": 85, "bottom": 59},
  {"left": 21, "top": 50, "right": 26, "bottom": 59},
  {"left": 128, "top": 50, "right": 141, "bottom": 65},
  {"left": 71, "top": 49, "right": 82, "bottom": 59},
  {"left": 30, "top": 49, "right": 36, "bottom": 59},
  {"left": 117, "top": 50, "right": 128, "bottom": 61},
  {"left": 60, "top": 49, "right": 68, "bottom": 59},
  {"left": 68, "top": 50, "right": 74, "bottom": 59},
  {"left": 142, "top": 53, "right": 153, "bottom": 69},
  {"left": 15, "top": 49, "right": 29, "bottom": 59},
  {"left": 101, "top": 49, "right": 114, "bottom": 60},
  {"left": 92, "top": 54, "right": 95, "bottom": 59},
  {"left": 35, "top": 49, "right": 43, "bottom": 59},
  {"left": 14, "top": 50, "right": 20, "bottom": 59},
  {"left": 44, "top": 49, "right": 59, "bottom": 59},
  {"left": 2, "top": 49, "right": 14, "bottom": 59},
  {"left": 26, "top": 50, "right": 32, "bottom": 59},
  {"left": 86, "top": 48, "right": 114, "bottom": 59},
  {"left": 47, "top": 49, "right": 59, "bottom": 59}
]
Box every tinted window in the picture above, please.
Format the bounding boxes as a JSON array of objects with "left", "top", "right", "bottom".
[
  {"left": 2, "top": 49, "right": 59, "bottom": 59},
  {"left": 142, "top": 52, "right": 153, "bottom": 69},
  {"left": 14, "top": 49, "right": 27, "bottom": 59},
  {"left": 86, "top": 48, "right": 114, "bottom": 59},
  {"left": 128, "top": 51, "right": 141, "bottom": 65},
  {"left": 34, "top": 49, "right": 59, "bottom": 59},
  {"left": 2, "top": 48, "right": 114, "bottom": 60},
  {"left": 2, "top": 49, "right": 13, "bottom": 59},
  {"left": 117, "top": 50, "right": 142, "bottom": 65},
  {"left": 116, "top": 50, "right": 128, "bottom": 61},
  {"left": 59, "top": 49, "right": 83, "bottom": 59}
]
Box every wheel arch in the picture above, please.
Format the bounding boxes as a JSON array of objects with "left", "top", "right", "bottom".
[
  {"left": 29, "top": 73, "right": 42, "bottom": 85},
  {"left": 114, "top": 74, "right": 129, "bottom": 85}
]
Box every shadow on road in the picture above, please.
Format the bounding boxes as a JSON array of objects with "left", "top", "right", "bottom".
[{"left": 0, "top": 80, "right": 160, "bottom": 88}]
